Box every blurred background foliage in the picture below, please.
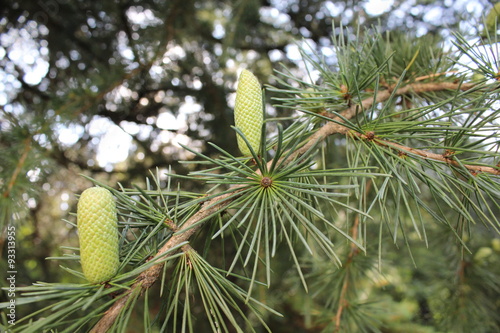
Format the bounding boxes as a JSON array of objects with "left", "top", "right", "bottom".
[{"left": 1, "top": 0, "right": 499, "bottom": 332}]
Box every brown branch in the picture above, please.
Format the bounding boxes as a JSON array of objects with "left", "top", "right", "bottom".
[
  {"left": 91, "top": 80, "right": 482, "bottom": 332},
  {"left": 413, "top": 71, "right": 459, "bottom": 82},
  {"left": 377, "top": 139, "right": 500, "bottom": 175},
  {"left": 349, "top": 129, "right": 500, "bottom": 176},
  {"left": 286, "top": 81, "right": 476, "bottom": 166},
  {"left": 334, "top": 180, "right": 372, "bottom": 332},
  {"left": 333, "top": 220, "right": 358, "bottom": 332},
  {"left": 2, "top": 137, "right": 32, "bottom": 198},
  {"left": 91, "top": 192, "right": 236, "bottom": 332}
]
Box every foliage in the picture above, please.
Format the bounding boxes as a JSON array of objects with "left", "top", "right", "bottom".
[{"left": 1, "top": 1, "right": 500, "bottom": 332}]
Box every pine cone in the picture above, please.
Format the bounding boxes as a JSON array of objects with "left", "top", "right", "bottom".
[
  {"left": 77, "top": 187, "right": 119, "bottom": 283},
  {"left": 234, "top": 69, "right": 263, "bottom": 156}
]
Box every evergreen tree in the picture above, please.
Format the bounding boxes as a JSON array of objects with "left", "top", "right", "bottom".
[{"left": 1, "top": 1, "right": 499, "bottom": 332}]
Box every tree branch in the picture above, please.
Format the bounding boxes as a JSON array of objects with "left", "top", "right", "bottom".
[
  {"left": 371, "top": 135, "right": 500, "bottom": 175},
  {"left": 91, "top": 79, "right": 490, "bottom": 332},
  {"left": 2, "top": 137, "right": 32, "bottom": 199},
  {"left": 90, "top": 195, "right": 234, "bottom": 333},
  {"left": 285, "top": 81, "right": 477, "bottom": 165},
  {"left": 334, "top": 180, "right": 371, "bottom": 332}
]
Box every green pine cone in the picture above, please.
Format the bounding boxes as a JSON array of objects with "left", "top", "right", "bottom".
[
  {"left": 234, "top": 69, "right": 263, "bottom": 156},
  {"left": 77, "top": 187, "right": 119, "bottom": 283}
]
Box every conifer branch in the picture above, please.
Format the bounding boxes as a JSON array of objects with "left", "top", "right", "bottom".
[
  {"left": 370, "top": 135, "right": 499, "bottom": 175},
  {"left": 92, "top": 79, "right": 487, "bottom": 332},
  {"left": 334, "top": 180, "right": 371, "bottom": 332},
  {"left": 2, "top": 137, "right": 32, "bottom": 199},
  {"left": 412, "top": 71, "right": 460, "bottom": 82},
  {"left": 287, "top": 80, "right": 477, "bottom": 165},
  {"left": 91, "top": 195, "right": 236, "bottom": 332},
  {"left": 334, "top": 216, "right": 360, "bottom": 332}
]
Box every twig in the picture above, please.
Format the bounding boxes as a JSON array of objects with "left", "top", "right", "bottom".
[
  {"left": 378, "top": 138, "right": 500, "bottom": 175},
  {"left": 91, "top": 80, "right": 484, "bottom": 332},
  {"left": 90, "top": 193, "right": 235, "bottom": 332},
  {"left": 333, "top": 219, "right": 359, "bottom": 332},
  {"left": 413, "top": 71, "right": 459, "bottom": 82},
  {"left": 90, "top": 216, "right": 198, "bottom": 333},
  {"left": 350, "top": 131, "right": 500, "bottom": 176},
  {"left": 286, "top": 81, "right": 476, "bottom": 165},
  {"left": 334, "top": 180, "right": 372, "bottom": 332},
  {"left": 3, "top": 137, "right": 32, "bottom": 199}
]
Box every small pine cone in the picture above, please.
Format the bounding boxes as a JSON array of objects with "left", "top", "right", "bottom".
[
  {"left": 234, "top": 69, "right": 263, "bottom": 156},
  {"left": 77, "top": 187, "right": 119, "bottom": 283}
]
